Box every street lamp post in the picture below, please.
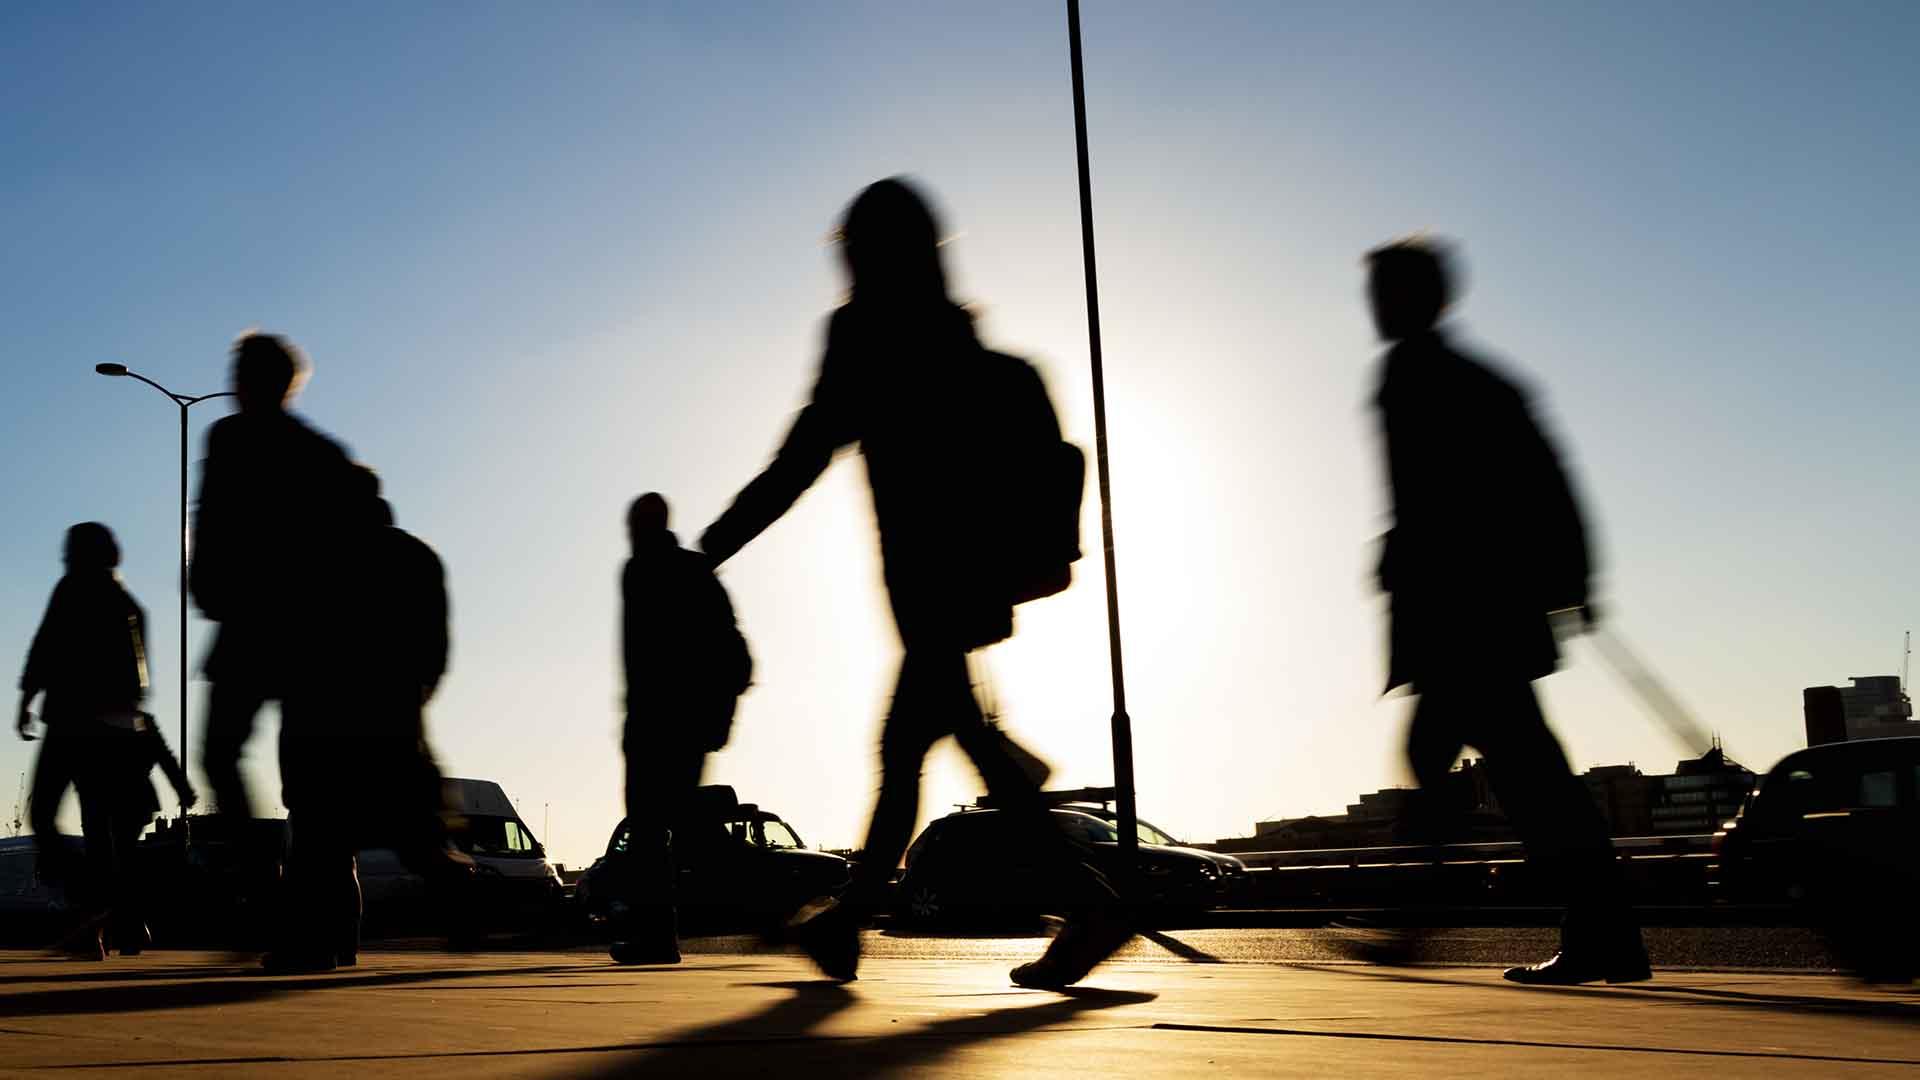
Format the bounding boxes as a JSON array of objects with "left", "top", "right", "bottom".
[
  {"left": 1065, "top": 0, "right": 1139, "bottom": 864},
  {"left": 95, "top": 363, "right": 234, "bottom": 761}
]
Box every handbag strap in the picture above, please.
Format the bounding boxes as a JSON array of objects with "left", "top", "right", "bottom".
[{"left": 127, "top": 612, "right": 150, "bottom": 695}]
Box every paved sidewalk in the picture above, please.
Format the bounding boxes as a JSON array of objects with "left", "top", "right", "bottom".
[{"left": 2, "top": 945, "right": 1916, "bottom": 1077}]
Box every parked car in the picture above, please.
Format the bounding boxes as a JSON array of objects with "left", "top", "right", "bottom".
[
  {"left": 359, "top": 777, "right": 565, "bottom": 934},
  {"left": 575, "top": 785, "right": 850, "bottom": 933},
  {"left": 893, "top": 798, "right": 1245, "bottom": 928},
  {"left": 1712, "top": 736, "right": 1920, "bottom": 979}
]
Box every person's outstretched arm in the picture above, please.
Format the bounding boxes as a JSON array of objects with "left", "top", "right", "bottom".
[
  {"left": 17, "top": 581, "right": 69, "bottom": 738},
  {"left": 701, "top": 313, "right": 857, "bottom": 565}
]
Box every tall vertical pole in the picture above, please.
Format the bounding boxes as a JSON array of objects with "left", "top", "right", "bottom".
[
  {"left": 1067, "top": 0, "right": 1138, "bottom": 862},
  {"left": 178, "top": 403, "right": 190, "bottom": 759}
]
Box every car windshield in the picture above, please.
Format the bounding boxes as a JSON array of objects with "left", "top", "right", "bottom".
[
  {"left": 725, "top": 819, "right": 806, "bottom": 850},
  {"left": 759, "top": 821, "right": 803, "bottom": 849},
  {"left": 1136, "top": 820, "right": 1180, "bottom": 846},
  {"left": 457, "top": 815, "right": 538, "bottom": 857},
  {"left": 1059, "top": 814, "right": 1120, "bottom": 845}
]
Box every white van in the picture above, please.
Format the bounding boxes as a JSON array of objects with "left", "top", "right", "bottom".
[{"left": 358, "top": 778, "right": 564, "bottom": 931}]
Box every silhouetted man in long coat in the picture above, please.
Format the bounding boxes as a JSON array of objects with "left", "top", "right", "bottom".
[
  {"left": 613, "top": 493, "right": 751, "bottom": 964},
  {"left": 1368, "top": 238, "right": 1648, "bottom": 985},
  {"left": 191, "top": 333, "right": 356, "bottom": 823}
]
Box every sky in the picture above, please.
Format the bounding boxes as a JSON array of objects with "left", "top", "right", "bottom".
[{"left": 2, "top": 2, "right": 1915, "bottom": 868}]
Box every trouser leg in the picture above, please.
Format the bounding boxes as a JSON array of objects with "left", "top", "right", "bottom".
[
  {"left": 281, "top": 803, "right": 355, "bottom": 958},
  {"left": 1404, "top": 692, "right": 1470, "bottom": 843},
  {"left": 846, "top": 652, "right": 952, "bottom": 913},
  {"left": 1472, "top": 682, "right": 1635, "bottom": 951},
  {"left": 202, "top": 681, "right": 266, "bottom": 822},
  {"left": 619, "top": 726, "right": 705, "bottom": 948},
  {"left": 28, "top": 734, "right": 78, "bottom": 889},
  {"left": 109, "top": 811, "right": 148, "bottom": 949}
]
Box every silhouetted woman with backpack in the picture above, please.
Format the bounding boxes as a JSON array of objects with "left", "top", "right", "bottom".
[{"left": 702, "top": 178, "right": 1129, "bottom": 987}]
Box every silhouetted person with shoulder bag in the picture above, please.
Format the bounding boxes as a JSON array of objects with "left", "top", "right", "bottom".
[
  {"left": 16, "top": 523, "right": 195, "bottom": 958},
  {"left": 264, "top": 470, "right": 472, "bottom": 973},
  {"left": 1365, "top": 238, "right": 1648, "bottom": 985},
  {"left": 610, "top": 493, "right": 752, "bottom": 965},
  {"left": 702, "top": 178, "right": 1125, "bottom": 987}
]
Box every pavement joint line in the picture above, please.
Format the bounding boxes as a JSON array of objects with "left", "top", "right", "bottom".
[{"left": 1147, "top": 1022, "right": 1920, "bottom": 1066}]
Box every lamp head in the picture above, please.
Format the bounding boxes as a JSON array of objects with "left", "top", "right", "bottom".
[{"left": 95, "top": 363, "right": 128, "bottom": 376}]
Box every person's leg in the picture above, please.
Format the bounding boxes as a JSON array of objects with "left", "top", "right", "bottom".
[
  {"left": 110, "top": 808, "right": 150, "bottom": 955},
  {"left": 1329, "top": 688, "right": 1470, "bottom": 965},
  {"left": 61, "top": 768, "right": 115, "bottom": 959},
  {"left": 1403, "top": 689, "right": 1470, "bottom": 844},
  {"left": 202, "top": 680, "right": 265, "bottom": 822},
  {"left": 611, "top": 720, "right": 697, "bottom": 963},
  {"left": 787, "top": 655, "right": 949, "bottom": 982},
  {"left": 264, "top": 694, "right": 354, "bottom": 973},
  {"left": 847, "top": 653, "right": 950, "bottom": 913},
  {"left": 1473, "top": 681, "right": 1645, "bottom": 983},
  {"left": 28, "top": 732, "right": 79, "bottom": 890}
]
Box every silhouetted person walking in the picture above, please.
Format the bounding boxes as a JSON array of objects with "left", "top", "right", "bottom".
[
  {"left": 1366, "top": 238, "right": 1648, "bottom": 985},
  {"left": 702, "top": 178, "right": 1124, "bottom": 987},
  {"left": 16, "top": 523, "right": 196, "bottom": 958},
  {"left": 611, "top": 493, "right": 752, "bottom": 965},
  {"left": 191, "top": 333, "right": 357, "bottom": 824},
  {"left": 266, "top": 470, "right": 470, "bottom": 973}
]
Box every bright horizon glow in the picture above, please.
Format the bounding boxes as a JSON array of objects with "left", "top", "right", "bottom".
[{"left": 2, "top": 4, "right": 1916, "bottom": 868}]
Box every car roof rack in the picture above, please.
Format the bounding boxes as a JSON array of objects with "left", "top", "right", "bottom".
[{"left": 972, "top": 786, "right": 1118, "bottom": 811}]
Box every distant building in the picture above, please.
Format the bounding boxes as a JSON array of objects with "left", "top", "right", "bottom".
[
  {"left": 1647, "top": 745, "right": 1752, "bottom": 834},
  {"left": 1803, "top": 675, "right": 1914, "bottom": 745},
  {"left": 1212, "top": 747, "right": 1751, "bottom": 853},
  {"left": 1582, "top": 763, "right": 1652, "bottom": 836}
]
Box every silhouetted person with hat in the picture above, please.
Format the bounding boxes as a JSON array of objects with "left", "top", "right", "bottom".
[
  {"left": 702, "top": 177, "right": 1124, "bottom": 987},
  {"left": 1366, "top": 238, "right": 1648, "bottom": 985},
  {"left": 191, "top": 332, "right": 357, "bottom": 825},
  {"left": 265, "top": 467, "right": 471, "bottom": 973},
  {"left": 610, "top": 492, "right": 752, "bottom": 965},
  {"left": 16, "top": 523, "right": 195, "bottom": 958}
]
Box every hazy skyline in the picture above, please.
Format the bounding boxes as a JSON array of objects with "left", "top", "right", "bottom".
[{"left": 4, "top": 3, "right": 1915, "bottom": 866}]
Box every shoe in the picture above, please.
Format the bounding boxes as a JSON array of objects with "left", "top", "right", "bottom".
[
  {"left": 787, "top": 897, "right": 859, "bottom": 983},
  {"left": 60, "top": 924, "right": 108, "bottom": 962},
  {"left": 260, "top": 950, "right": 337, "bottom": 975},
  {"left": 1503, "top": 949, "right": 1651, "bottom": 986},
  {"left": 119, "top": 922, "right": 153, "bottom": 957},
  {"left": 335, "top": 950, "right": 358, "bottom": 969},
  {"left": 1010, "top": 907, "right": 1133, "bottom": 990},
  {"left": 609, "top": 940, "right": 681, "bottom": 965}
]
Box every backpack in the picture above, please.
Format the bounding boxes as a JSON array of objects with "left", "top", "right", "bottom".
[{"left": 978, "top": 350, "right": 1086, "bottom": 607}]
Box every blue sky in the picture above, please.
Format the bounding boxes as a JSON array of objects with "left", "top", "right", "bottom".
[{"left": 3, "top": 2, "right": 1915, "bottom": 865}]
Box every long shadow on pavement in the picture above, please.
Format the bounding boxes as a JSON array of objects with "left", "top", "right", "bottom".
[{"left": 580, "top": 981, "right": 1157, "bottom": 1078}]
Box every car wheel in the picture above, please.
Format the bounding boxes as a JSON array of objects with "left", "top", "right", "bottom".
[{"left": 907, "top": 884, "right": 943, "bottom": 925}]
